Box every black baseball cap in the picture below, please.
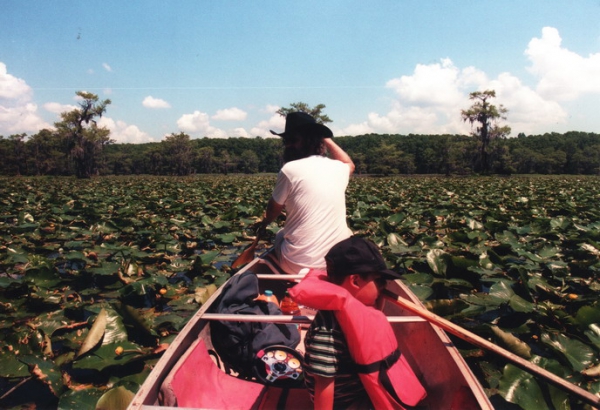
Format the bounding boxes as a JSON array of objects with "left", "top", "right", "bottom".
[{"left": 325, "top": 236, "right": 402, "bottom": 281}]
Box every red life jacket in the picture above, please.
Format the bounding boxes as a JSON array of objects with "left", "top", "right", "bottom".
[{"left": 290, "top": 269, "right": 427, "bottom": 410}]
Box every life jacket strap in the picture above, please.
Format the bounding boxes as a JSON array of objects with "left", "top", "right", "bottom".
[
  {"left": 353, "top": 348, "right": 401, "bottom": 374},
  {"left": 354, "top": 348, "right": 412, "bottom": 408}
]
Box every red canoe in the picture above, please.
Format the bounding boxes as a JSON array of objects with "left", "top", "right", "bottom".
[{"left": 128, "top": 251, "right": 492, "bottom": 410}]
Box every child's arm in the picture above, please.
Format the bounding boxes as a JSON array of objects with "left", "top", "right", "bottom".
[{"left": 313, "top": 374, "right": 335, "bottom": 410}]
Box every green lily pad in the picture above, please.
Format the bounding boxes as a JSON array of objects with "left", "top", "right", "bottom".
[
  {"left": 540, "top": 332, "right": 595, "bottom": 372},
  {"left": 499, "top": 356, "right": 570, "bottom": 410},
  {"left": 426, "top": 249, "right": 448, "bottom": 276},
  {"left": 76, "top": 308, "right": 108, "bottom": 359},
  {"left": 20, "top": 354, "right": 64, "bottom": 396},
  {"left": 57, "top": 387, "right": 105, "bottom": 410},
  {"left": 575, "top": 305, "right": 600, "bottom": 328},
  {"left": 72, "top": 341, "right": 144, "bottom": 371},
  {"left": 95, "top": 386, "right": 135, "bottom": 410},
  {"left": 584, "top": 324, "right": 600, "bottom": 348},
  {"left": 0, "top": 351, "right": 30, "bottom": 378},
  {"left": 490, "top": 325, "right": 531, "bottom": 359}
]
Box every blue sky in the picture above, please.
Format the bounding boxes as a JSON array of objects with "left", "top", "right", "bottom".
[{"left": 1, "top": 1, "right": 600, "bottom": 143}]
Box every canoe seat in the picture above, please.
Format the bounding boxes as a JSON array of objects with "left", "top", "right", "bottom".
[{"left": 159, "top": 338, "right": 266, "bottom": 409}]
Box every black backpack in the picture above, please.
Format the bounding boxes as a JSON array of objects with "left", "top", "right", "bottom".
[{"left": 210, "top": 271, "right": 301, "bottom": 379}]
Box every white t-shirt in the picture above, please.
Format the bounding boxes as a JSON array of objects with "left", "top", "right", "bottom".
[{"left": 272, "top": 155, "right": 352, "bottom": 274}]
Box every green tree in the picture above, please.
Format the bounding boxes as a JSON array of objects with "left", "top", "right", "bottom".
[
  {"left": 276, "top": 102, "right": 332, "bottom": 124},
  {"left": 55, "top": 91, "right": 112, "bottom": 178},
  {"left": 196, "top": 146, "right": 216, "bottom": 173},
  {"left": 461, "top": 90, "right": 510, "bottom": 174},
  {"left": 6, "top": 133, "right": 27, "bottom": 175},
  {"left": 571, "top": 144, "right": 600, "bottom": 174},
  {"left": 489, "top": 139, "right": 515, "bottom": 175},
  {"left": 216, "top": 150, "right": 237, "bottom": 174},
  {"left": 161, "top": 132, "right": 195, "bottom": 175},
  {"left": 511, "top": 147, "right": 538, "bottom": 174},
  {"left": 537, "top": 147, "right": 567, "bottom": 174},
  {"left": 27, "top": 129, "right": 65, "bottom": 175},
  {"left": 441, "top": 136, "right": 477, "bottom": 176},
  {"left": 239, "top": 149, "right": 260, "bottom": 174},
  {"left": 368, "top": 142, "right": 403, "bottom": 175}
]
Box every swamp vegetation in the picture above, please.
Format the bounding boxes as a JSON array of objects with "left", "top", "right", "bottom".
[{"left": 1, "top": 174, "right": 599, "bottom": 409}]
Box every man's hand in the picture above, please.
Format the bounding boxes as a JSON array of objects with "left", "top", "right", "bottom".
[
  {"left": 249, "top": 219, "right": 268, "bottom": 238},
  {"left": 255, "top": 220, "right": 267, "bottom": 238},
  {"left": 324, "top": 138, "right": 355, "bottom": 175}
]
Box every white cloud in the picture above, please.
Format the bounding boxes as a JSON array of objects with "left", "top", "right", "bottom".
[
  {"left": 212, "top": 107, "right": 247, "bottom": 121},
  {"left": 386, "top": 58, "right": 464, "bottom": 107},
  {"left": 348, "top": 59, "right": 477, "bottom": 135},
  {"left": 263, "top": 104, "right": 280, "bottom": 114},
  {"left": 334, "top": 26, "right": 600, "bottom": 136},
  {"left": 0, "top": 62, "right": 32, "bottom": 101},
  {"left": 0, "top": 62, "right": 51, "bottom": 135},
  {"left": 44, "top": 102, "right": 78, "bottom": 114},
  {"left": 488, "top": 72, "right": 567, "bottom": 134},
  {"left": 98, "top": 117, "right": 156, "bottom": 144},
  {"left": 342, "top": 30, "right": 584, "bottom": 137},
  {"left": 177, "top": 110, "right": 211, "bottom": 133},
  {"left": 336, "top": 121, "right": 372, "bottom": 136},
  {"left": 0, "top": 103, "right": 51, "bottom": 135},
  {"left": 250, "top": 111, "right": 286, "bottom": 138},
  {"left": 142, "top": 96, "right": 171, "bottom": 109},
  {"left": 103, "top": 63, "right": 113, "bottom": 72},
  {"left": 526, "top": 26, "right": 600, "bottom": 101},
  {"left": 176, "top": 110, "right": 228, "bottom": 138},
  {"left": 230, "top": 127, "right": 250, "bottom": 138},
  {"left": 206, "top": 128, "right": 229, "bottom": 138}
]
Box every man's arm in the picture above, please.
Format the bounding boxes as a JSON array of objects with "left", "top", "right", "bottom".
[
  {"left": 324, "top": 138, "right": 355, "bottom": 175},
  {"left": 258, "top": 197, "right": 284, "bottom": 234},
  {"left": 313, "top": 374, "right": 335, "bottom": 410}
]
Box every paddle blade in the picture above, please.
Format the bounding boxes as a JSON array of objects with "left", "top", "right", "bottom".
[{"left": 232, "top": 240, "right": 258, "bottom": 269}]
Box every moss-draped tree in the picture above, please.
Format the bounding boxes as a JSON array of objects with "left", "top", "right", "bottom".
[
  {"left": 461, "top": 90, "right": 510, "bottom": 174},
  {"left": 55, "top": 91, "right": 112, "bottom": 178}
]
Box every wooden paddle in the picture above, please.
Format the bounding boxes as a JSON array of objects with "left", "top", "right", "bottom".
[
  {"left": 383, "top": 289, "right": 600, "bottom": 408},
  {"left": 231, "top": 235, "right": 261, "bottom": 269},
  {"left": 202, "top": 313, "right": 426, "bottom": 324}
]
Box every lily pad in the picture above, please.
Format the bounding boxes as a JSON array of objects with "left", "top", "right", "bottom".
[
  {"left": 426, "top": 249, "right": 448, "bottom": 276},
  {"left": 540, "top": 332, "right": 595, "bottom": 372},
  {"left": 95, "top": 386, "right": 135, "bottom": 410},
  {"left": 490, "top": 325, "right": 531, "bottom": 359},
  {"left": 499, "top": 356, "right": 570, "bottom": 410},
  {"left": 57, "top": 387, "right": 105, "bottom": 410},
  {"left": 76, "top": 308, "right": 108, "bottom": 359}
]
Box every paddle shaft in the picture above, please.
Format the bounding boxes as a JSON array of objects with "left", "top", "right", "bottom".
[
  {"left": 202, "top": 313, "right": 426, "bottom": 324},
  {"left": 383, "top": 290, "right": 600, "bottom": 408}
]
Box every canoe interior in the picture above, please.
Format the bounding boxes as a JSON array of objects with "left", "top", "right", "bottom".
[{"left": 128, "top": 255, "right": 492, "bottom": 410}]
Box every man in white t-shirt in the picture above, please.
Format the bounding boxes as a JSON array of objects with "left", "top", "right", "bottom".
[{"left": 258, "top": 112, "right": 355, "bottom": 274}]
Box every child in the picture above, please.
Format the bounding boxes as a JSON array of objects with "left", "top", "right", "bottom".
[{"left": 289, "top": 237, "right": 426, "bottom": 410}]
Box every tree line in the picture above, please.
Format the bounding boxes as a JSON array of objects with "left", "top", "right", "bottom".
[
  {"left": 2, "top": 129, "right": 600, "bottom": 177},
  {"left": 1, "top": 92, "right": 599, "bottom": 177}
]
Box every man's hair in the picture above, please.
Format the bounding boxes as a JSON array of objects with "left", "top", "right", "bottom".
[{"left": 297, "top": 130, "right": 326, "bottom": 156}]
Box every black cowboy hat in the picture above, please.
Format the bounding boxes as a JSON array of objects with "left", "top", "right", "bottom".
[{"left": 270, "top": 111, "right": 333, "bottom": 139}]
